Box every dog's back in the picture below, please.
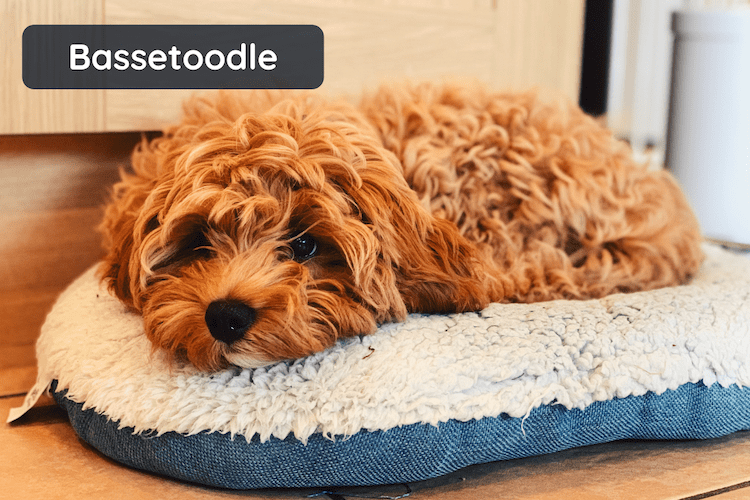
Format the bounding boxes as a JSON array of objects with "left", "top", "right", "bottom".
[{"left": 360, "top": 82, "right": 704, "bottom": 302}]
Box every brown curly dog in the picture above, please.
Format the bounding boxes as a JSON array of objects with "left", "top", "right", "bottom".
[{"left": 100, "top": 82, "right": 704, "bottom": 371}]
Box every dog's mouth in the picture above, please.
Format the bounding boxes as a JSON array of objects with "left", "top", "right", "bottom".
[{"left": 223, "top": 350, "right": 275, "bottom": 369}]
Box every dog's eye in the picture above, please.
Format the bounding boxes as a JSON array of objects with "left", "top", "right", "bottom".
[
  {"left": 289, "top": 233, "right": 317, "bottom": 262},
  {"left": 186, "top": 231, "right": 212, "bottom": 257}
]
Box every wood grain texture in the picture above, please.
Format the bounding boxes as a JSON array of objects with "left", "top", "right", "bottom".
[
  {"left": 0, "top": 133, "right": 139, "bottom": 387},
  {"left": 492, "top": 0, "right": 585, "bottom": 97},
  {"left": 103, "top": 0, "right": 583, "bottom": 132},
  {"left": 2, "top": 0, "right": 584, "bottom": 133},
  {"left": 0, "top": 366, "right": 37, "bottom": 397},
  {"left": 0, "top": 0, "right": 105, "bottom": 134}
]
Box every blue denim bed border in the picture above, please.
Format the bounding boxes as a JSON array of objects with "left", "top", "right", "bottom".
[{"left": 51, "top": 380, "right": 750, "bottom": 489}]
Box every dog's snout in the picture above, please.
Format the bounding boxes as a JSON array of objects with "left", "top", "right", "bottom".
[{"left": 205, "top": 300, "right": 256, "bottom": 345}]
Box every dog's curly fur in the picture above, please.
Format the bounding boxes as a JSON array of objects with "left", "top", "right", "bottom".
[{"left": 100, "top": 82, "right": 704, "bottom": 371}]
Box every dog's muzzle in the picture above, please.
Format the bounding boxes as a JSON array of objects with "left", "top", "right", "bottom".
[{"left": 204, "top": 300, "right": 256, "bottom": 344}]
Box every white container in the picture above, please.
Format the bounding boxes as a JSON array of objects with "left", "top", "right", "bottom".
[{"left": 665, "top": 8, "right": 750, "bottom": 246}]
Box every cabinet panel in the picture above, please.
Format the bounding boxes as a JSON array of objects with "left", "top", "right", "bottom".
[
  {"left": 0, "top": 0, "right": 105, "bottom": 134},
  {"left": 103, "top": 0, "right": 499, "bottom": 131},
  {"left": 104, "top": 0, "right": 583, "bottom": 132},
  {"left": 0, "top": 132, "right": 139, "bottom": 382},
  {"left": 493, "top": 0, "right": 585, "bottom": 96},
  {"left": 2, "top": 0, "right": 584, "bottom": 134}
]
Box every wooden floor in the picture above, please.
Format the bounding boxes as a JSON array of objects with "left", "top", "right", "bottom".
[{"left": 3, "top": 133, "right": 750, "bottom": 499}]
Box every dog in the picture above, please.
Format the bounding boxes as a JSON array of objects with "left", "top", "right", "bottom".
[{"left": 100, "top": 82, "right": 704, "bottom": 371}]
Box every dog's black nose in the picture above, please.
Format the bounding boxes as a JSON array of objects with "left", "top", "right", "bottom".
[{"left": 205, "top": 300, "right": 256, "bottom": 345}]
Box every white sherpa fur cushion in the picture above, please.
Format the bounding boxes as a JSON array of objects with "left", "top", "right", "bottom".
[{"left": 32, "top": 243, "right": 750, "bottom": 444}]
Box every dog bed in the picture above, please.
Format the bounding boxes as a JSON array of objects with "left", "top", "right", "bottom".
[{"left": 15, "top": 243, "right": 750, "bottom": 489}]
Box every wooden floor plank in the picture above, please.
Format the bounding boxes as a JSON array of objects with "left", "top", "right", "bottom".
[{"left": 0, "top": 366, "right": 37, "bottom": 397}]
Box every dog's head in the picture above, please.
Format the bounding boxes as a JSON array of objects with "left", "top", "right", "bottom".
[{"left": 100, "top": 94, "right": 493, "bottom": 370}]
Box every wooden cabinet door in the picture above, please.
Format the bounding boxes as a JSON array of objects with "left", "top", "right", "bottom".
[
  {"left": 1, "top": 0, "right": 105, "bottom": 133},
  {"left": 1, "top": 0, "right": 584, "bottom": 134}
]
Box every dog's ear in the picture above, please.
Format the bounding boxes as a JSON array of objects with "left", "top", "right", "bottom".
[
  {"left": 99, "top": 138, "right": 162, "bottom": 308},
  {"left": 99, "top": 184, "right": 144, "bottom": 307},
  {"left": 344, "top": 157, "right": 498, "bottom": 316}
]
